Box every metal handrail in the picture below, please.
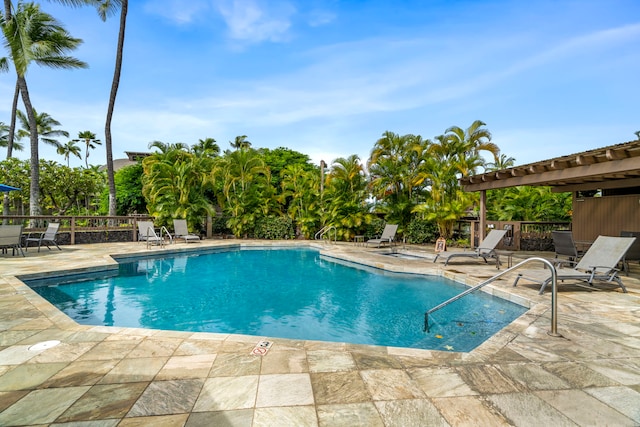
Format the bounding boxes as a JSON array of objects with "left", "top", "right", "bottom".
[
  {"left": 424, "top": 257, "right": 559, "bottom": 336},
  {"left": 144, "top": 225, "right": 173, "bottom": 249},
  {"left": 160, "top": 226, "right": 173, "bottom": 245},
  {"left": 314, "top": 226, "right": 328, "bottom": 240},
  {"left": 315, "top": 225, "right": 337, "bottom": 243}
]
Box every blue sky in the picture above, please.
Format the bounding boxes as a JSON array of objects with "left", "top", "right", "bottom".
[{"left": 2, "top": 0, "right": 639, "bottom": 169}]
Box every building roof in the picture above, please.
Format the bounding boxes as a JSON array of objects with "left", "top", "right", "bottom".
[{"left": 461, "top": 140, "right": 640, "bottom": 193}]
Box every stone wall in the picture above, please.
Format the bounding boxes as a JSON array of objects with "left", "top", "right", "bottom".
[{"left": 45, "top": 230, "right": 135, "bottom": 246}]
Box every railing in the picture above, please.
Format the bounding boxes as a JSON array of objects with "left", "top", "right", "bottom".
[
  {"left": 0, "top": 215, "right": 153, "bottom": 244},
  {"left": 424, "top": 257, "right": 560, "bottom": 336},
  {"left": 314, "top": 225, "right": 337, "bottom": 244}
]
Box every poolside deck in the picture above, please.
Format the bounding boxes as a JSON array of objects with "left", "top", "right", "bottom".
[{"left": 1, "top": 240, "right": 639, "bottom": 426}]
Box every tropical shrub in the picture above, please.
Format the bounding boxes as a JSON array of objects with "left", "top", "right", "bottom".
[
  {"left": 254, "top": 215, "right": 295, "bottom": 240},
  {"left": 405, "top": 218, "right": 439, "bottom": 244}
]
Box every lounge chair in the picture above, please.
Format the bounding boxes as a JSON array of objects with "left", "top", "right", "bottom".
[
  {"left": 552, "top": 230, "right": 582, "bottom": 261},
  {"left": 513, "top": 235, "right": 636, "bottom": 294},
  {"left": 24, "top": 222, "right": 61, "bottom": 252},
  {"left": 620, "top": 231, "right": 640, "bottom": 274},
  {"left": 366, "top": 224, "right": 398, "bottom": 247},
  {"left": 137, "top": 221, "right": 171, "bottom": 248},
  {"left": 173, "top": 219, "right": 200, "bottom": 243},
  {"left": 0, "top": 225, "right": 25, "bottom": 256},
  {"left": 433, "top": 229, "right": 507, "bottom": 266}
]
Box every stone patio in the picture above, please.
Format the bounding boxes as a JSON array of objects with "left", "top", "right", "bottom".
[{"left": 1, "top": 240, "right": 639, "bottom": 426}]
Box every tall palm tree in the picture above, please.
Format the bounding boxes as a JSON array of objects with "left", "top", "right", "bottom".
[
  {"left": 442, "top": 120, "right": 499, "bottom": 176},
  {"left": 1, "top": 1, "right": 87, "bottom": 217},
  {"left": 57, "top": 139, "right": 82, "bottom": 166},
  {"left": 14, "top": 106, "right": 71, "bottom": 216},
  {"left": 75, "top": 130, "right": 101, "bottom": 168},
  {"left": 414, "top": 121, "right": 499, "bottom": 240},
  {"left": 43, "top": 0, "right": 126, "bottom": 215},
  {"left": 97, "top": 0, "right": 126, "bottom": 218},
  {"left": 16, "top": 109, "right": 69, "bottom": 150},
  {"left": 368, "top": 132, "right": 430, "bottom": 229}
]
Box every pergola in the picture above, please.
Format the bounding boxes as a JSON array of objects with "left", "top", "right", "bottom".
[{"left": 460, "top": 140, "right": 640, "bottom": 242}]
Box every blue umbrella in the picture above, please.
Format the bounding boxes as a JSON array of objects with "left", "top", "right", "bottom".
[{"left": 0, "top": 184, "right": 20, "bottom": 192}]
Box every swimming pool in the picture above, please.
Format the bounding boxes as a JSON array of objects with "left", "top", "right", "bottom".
[{"left": 26, "top": 247, "right": 527, "bottom": 352}]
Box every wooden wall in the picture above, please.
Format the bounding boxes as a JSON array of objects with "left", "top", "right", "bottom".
[{"left": 572, "top": 194, "right": 640, "bottom": 242}]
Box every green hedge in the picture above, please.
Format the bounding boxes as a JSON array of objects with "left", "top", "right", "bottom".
[
  {"left": 254, "top": 216, "right": 295, "bottom": 240},
  {"left": 405, "top": 219, "right": 439, "bottom": 244}
]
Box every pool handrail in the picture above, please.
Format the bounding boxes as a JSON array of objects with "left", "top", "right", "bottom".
[
  {"left": 315, "top": 225, "right": 337, "bottom": 244},
  {"left": 424, "top": 257, "right": 559, "bottom": 336}
]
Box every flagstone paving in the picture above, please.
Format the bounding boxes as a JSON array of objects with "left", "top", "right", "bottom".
[{"left": 1, "top": 239, "right": 639, "bottom": 426}]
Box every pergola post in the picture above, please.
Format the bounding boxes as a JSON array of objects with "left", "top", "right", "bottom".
[{"left": 479, "top": 190, "right": 486, "bottom": 244}]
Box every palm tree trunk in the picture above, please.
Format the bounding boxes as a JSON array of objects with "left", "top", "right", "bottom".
[
  {"left": 17, "top": 76, "right": 41, "bottom": 219},
  {"left": 2, "top": 1, "right": 13, "bottom": 223},
  {"left": 104, "top": 0, "right": 127, "bottom": 217},
  {"left": 2, "top": 81, "right": 20, "bottom": 220},
  {"left": 4, "top": 1, "right": 40, "bottom": 222},
  {"left": 6, "top": 80, "right": 19, "bottom": 159}
]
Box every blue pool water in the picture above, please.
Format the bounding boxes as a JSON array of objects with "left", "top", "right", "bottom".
[{"left": 27, "top": 247, "right": 527, "bottom": 352}]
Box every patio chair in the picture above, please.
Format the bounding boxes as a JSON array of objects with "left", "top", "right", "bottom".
[
  {"left": 433, "top": 229, "right": 507, "bottom": 266},
  {"left": 366, "top": 224, "right": 398, "bottom": 247},
  {"left": 24, "top": 222, "right": 61, "bottom": 252},
  {"left": 173, "top": 219, "right": 200, "bottom": 243},
  {"left": 552, "top": 230, "right": 583, "bottom": 261},
  {"left": 513, "top": 235, "right": 636, "bottom": 294},
  {"left": 137, "top": 220, "right": 171, "bottom": 248},
  {"left": 620, "top": 231, "right": 640, "bottom": 274},
  {"left": 0, "top": 225, "right": 25, "bottom": 256}
]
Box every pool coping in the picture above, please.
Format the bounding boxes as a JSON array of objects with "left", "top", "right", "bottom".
[{"left": 10, "top": 241, "right": 538, "bottom": 358}]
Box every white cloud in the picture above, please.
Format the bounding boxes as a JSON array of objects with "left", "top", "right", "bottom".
[
  {"left": 306, "top": 9, "right": 336, "bottom": 27},
  {"left": 143, "top": 0, "right": 211, "bottom": 25},
  {"left": 213, "top": 0, "right": 296, "bottom": 44}
]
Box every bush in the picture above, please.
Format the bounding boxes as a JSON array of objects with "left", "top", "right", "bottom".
[
  {"left": 254, "top": 216, "right": 295, "bottom": 240},
  {"left": 363, "top": 217, "right": 385, "bottom": 240},
  {"left": 406, "top": 219, "right": 439, "bottom": 244},
  {"left": 212, "top": 215, "right": 232, "bottom": 236}
]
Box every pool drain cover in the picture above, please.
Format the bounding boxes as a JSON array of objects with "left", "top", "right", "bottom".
[{"left": 28, "top": 340, "right": 61, "bottom": 352}]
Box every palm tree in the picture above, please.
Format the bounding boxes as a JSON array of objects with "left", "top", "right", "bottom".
[
  {"left": 192, "top": 137, "right": 219, "bottom": 158},
  {"left": 485, "top": 153, "right": 516, "bottom": 171},
  {"left": 97, "top": 0, "right": 127, "bottom": 218},
  {"left": 280, "top": 164, "right": 320, "bottom": 238},
  {"left": 148, "top": 140, "right": 189, "bottom": 153},
  {"left": 229, "top": 135, "right": 251, "bottom": 151},
  {"left": 368, "top": 132, "right": 430, "bottom": 229},
  {"left": 413, "top": 121, "right": 500, "bottom": 240},
  {"left": 214, "top": 148, "right": 270, "bottom": 237},
  {"left": 442, "top": 120, "right": 499, "bottom": 176},
  {"left": 0, "top": 121, "right": 24, "bottom": 154},
  {"left": 142, "top": 148, "right": 214, "bottom": 228},
  {"left": 16, "top": 109, "right": 69, "bottom": 151},
  {"left": 57, "top": 139, "right": 82, "bottom": 167},
  {"left": 322, "top": 155, "right": 372, "bottom": 240},
  {"left": 1, "top": 2, "right": 87, "bottom": 217},
  {"left": 75, "top": 130, "right": 101, "bottom": 168}
]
